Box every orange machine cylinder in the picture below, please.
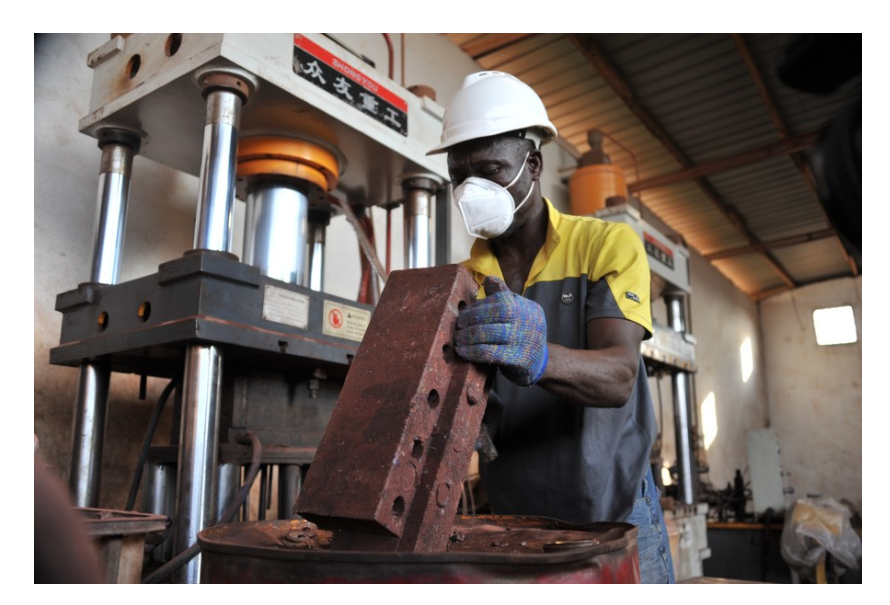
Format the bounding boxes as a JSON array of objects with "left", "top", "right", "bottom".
[
  {"left": 569, "top": 164, "right": 627, "bottom": 216},
  {"left": 237, "top": 136, "right": 340, "bottom": 192},
  {"left": 568, "top": 129, "right": 628, "bottom": 216}
]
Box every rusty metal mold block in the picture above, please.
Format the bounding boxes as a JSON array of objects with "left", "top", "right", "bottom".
[{"left": 295, "top": 265, "right": 490, "bottom": 552}]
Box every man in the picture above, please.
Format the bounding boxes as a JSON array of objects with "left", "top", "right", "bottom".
[{"left": 428, "top": 71, "right": 675, "bottom": 583}]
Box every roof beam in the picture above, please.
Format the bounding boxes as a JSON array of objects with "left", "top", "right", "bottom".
[
  {"left": 705, "top": 228, "right": 836, "bottom": 260},
  {"left": 629, "top": 131, "right": 820, "bottom": 192},
  {"left": 752, "top": 284, "right": 793, "bottom": 301},
  {"left": 752, "top": 270, "right": 854, "bottom": 301},
  {"left": 462, "top": 34, "right": 538, "bottom": 60},
  {"left": 567, "top": 33, "right": 797, "bottom": 290},
  {"left": 731, "top": 33, "right": 859, "bottom": 277}
]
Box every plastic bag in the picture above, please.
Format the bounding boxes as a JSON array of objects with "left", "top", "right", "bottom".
[{"left": 780, "top": 497, "right": 862, "bottom": 580}]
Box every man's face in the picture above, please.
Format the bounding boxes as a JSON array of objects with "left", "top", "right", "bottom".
[
  {"left": 447, "top": 135, "right": 531, "bottom": 190},
  {"left": 447, "top": 135, "right": 540, "bottom": 238}
]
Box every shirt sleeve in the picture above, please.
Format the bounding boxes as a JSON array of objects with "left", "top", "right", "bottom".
[{"left": 588, "top": 222, "right": 653, "bottom": 338}]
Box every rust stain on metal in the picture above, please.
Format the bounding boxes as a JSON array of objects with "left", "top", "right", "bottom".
[{"left": 295, "top": 265, "right": 491, "bottom": 552}]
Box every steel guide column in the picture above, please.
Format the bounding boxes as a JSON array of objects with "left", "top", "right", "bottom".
[
  {"left": 193, "top": 89, "right": 241, "bottom": 253},
  {"left": 666, "top": 291, "right": 696, "bottom": 505},
  {"left": 217, "top": 462, "right": 242, "bottom": 522},
  {"left": 401, "top": 177, "right": 438, "bottom": 270},
  {"left": 307, "top": 210, "right": 330, "bottom": 291},
  {"left": 278, "top": 465, "right": 303, "bottom": 520},
  {"left": 174, "top": 67, "right": 255, "bottom": 584},
  {"left": 69, "top": 129, "right": 139, "bottom": 507},
  {"left": 144, "top": 461, "right": 177, "bottom": 563}
]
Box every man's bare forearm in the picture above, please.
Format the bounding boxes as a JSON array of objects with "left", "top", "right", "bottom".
[{"left": 537, "top": 342, "right": 640, "bottom": 408}]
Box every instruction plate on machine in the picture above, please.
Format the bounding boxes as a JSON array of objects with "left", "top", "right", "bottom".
[
  {"left": 323, "top": 300, "right": 370, "bottom": 343},
  {"left": 263, "top": 285, "right": 310, "bottom": 330}
]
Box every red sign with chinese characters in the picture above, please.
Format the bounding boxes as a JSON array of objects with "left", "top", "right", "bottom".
[
  {"left": 293, "top": 34, "right": 408, "bottom": 136},
  {"left": 644, "top": 232, "right": 675, "bottom": 270}
]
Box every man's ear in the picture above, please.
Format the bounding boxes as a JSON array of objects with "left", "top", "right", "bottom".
[{"left": 528, "top": 149, "right": 544, "bottom": 181}]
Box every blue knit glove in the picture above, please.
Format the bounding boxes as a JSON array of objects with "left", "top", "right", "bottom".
[{"left": 454, "top": 276, "right": 549, "bottom": 386}]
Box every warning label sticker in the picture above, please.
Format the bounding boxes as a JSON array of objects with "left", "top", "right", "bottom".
[
  {"left": 323, "top": 300, "right": 370, "bottom": 343},
  {"left": 262, "top": 285, "right": 309, "bottom": 330}
]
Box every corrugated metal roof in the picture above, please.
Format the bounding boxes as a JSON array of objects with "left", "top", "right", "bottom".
[
  {"left": 711, "top": 254, "right": 788, "bottom": 294},
  {"left": 708, "top": 157, "right": 828, "bottom": 241},
  {"left": 444, "top": 33, "right": 860, "bottom": 299},
  {"left": 772, "top": 238, "right": 854, "bottom": 283}
]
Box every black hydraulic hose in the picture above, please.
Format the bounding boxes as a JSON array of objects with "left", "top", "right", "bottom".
[
  {"left": 126, "top": 380, "right": 177, "bottom": 511},
  {"left": 142, "top": 432, "right": 264, "bottom": 584}
]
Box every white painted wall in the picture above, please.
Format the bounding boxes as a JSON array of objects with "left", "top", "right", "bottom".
[
  {"left": 759, "top": 277, "right": 862, "bottom": 512},
  {"left": 35, "top": 34, "right": 200, "bottom": 505},
  {"left": 685, "top": 249, "right": 771, "bottom": 492},
  {"left": 634, "top": 207, "right": 771, "bottom": 498}
]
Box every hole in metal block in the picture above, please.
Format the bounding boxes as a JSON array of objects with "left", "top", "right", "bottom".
[
  {"left": 165, "top": 34, "right": 182, "bottom": 57},
  {"left": 97, "top": 311, "right": 109, "bottom": 331},
  {"left": 392, "top": 497, "right": 406, "bottom": 517},
  {"left": 138, "top": 301, "right": 151, "bottom": 322},
  {"left": 412, "top": 439, "right": 424, "bottom": 459},
  {"left": 428, "top": 389, "right": 439, "bottom": 408},
  {"left": 127, "top": 54, "right": 141, "bottom": 78}
]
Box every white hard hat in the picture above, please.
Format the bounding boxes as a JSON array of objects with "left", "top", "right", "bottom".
[{"left": 427, "top": 71, "right": 558, "bottom": 155}]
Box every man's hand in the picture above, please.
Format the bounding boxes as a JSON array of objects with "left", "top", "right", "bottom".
[{"left": 454, "top": 276, "right": 548, "bottom": 386}]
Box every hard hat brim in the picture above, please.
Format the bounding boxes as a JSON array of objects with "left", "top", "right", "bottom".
[{"left": 426, "top": 127, "right": 556, "bottom": 156}]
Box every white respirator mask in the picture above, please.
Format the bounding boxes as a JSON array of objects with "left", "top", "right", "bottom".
[{"left": 453, "top": 152, "right": 533, "bottom": 240}]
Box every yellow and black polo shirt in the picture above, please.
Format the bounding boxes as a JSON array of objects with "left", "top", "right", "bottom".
[{"left": 462, "top": 198, "right": 657, "bottom": 524}]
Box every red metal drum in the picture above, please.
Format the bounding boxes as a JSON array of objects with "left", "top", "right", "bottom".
[{"left": 198, "top": 515, "right": 640, "bottom": 583}]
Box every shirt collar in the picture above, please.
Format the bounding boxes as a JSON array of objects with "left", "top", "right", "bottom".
[{"left": 465, "top": 197, "right": 563, "bottom": 279}]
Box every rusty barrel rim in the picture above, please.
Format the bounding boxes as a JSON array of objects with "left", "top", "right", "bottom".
[{"left": 198, "top": 515, "right": 638, "bottom": 566}]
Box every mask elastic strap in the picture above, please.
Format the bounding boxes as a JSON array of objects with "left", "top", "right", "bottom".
[
  {"left": 505, "top": 152, "right": 530, "bottom": 189},
  {"left": 512, "top": 179, "right": 535, "bottom": 215},
  {"left": 507, "top": 152, "right": 533, "bottom": 214}
]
